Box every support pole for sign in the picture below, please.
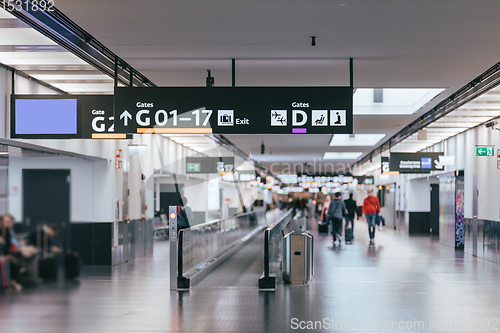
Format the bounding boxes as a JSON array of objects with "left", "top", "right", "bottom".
[
  {"left": 114, "top": 56, "right": 119, "bottom": 88},
  {"left": 349, "top": 58, "right": 353, "bottom": 89},
  {"left": 232, "top": 59, "right": 236, "bottom": 87},
  {"left": 11, "top": 68, "right": 15, "bottom": 94},
  {"left": 169, "top": 206, "right": 178, "bottom": 291},
  {"left": 129, "top": 68, "right": 134, "bottom": 87}
]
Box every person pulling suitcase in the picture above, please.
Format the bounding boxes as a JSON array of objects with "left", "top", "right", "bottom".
[{"left": 344, "top": 193, "right": 357, "bottom": 244}]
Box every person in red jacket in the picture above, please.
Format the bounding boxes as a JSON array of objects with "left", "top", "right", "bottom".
[{"left": 362, "top": 189, "right": 380, "bottom": 246}]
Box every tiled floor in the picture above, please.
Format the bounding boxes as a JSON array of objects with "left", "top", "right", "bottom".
[{"left": 1, "top": 218, "right": 500, "bottom": 332}]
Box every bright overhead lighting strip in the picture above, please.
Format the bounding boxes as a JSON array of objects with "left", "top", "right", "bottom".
[
  {"left": 330, "top": 134, "right": 386, "bottom": 146},
  {"left": 323, "top": 152, "right": 362, "bottom": 160}
]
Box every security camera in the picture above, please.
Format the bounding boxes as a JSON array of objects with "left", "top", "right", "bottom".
[{"left": 485, "top": 120, "right": 500, "bottom": 131}]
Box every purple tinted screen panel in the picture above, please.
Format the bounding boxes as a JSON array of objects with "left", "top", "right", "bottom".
[{"left": 15, "top": 99, "right": 78, "bottom": 134}]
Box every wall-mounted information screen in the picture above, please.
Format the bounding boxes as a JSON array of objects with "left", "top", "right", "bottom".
[
  {"left": 11, "top": 95, "right": 120, "bottom": 139},
  {"left": 14, "top": 98, "right": 78, "bottom": 136}
]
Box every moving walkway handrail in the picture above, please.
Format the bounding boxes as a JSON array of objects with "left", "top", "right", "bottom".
[
  {"left": 178, "top": 208, "right": 267, "bottom": 280},
  {"left": 188, "top": 210, "right": 259, "bottom": 230},
  {"left": 261, "top": 209, "right": 294, "bottom": 284}
]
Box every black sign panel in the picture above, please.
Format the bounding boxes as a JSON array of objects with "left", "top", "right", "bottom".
[
  {"left": 389, "top": 152, "right": 444, "bottom": 173},
  {"left": 381, "top": 156, "right": 390, "bottom": 174},
  {"left": 11, "top": 95, "right": 121, "bottom": 139},
  {"left": 186, "top": 157, "right": 235, "bottom": 174},
  {"left": 114, "top": 87, "right": 353, "bottom": 134},
  {"left": 80, "top": 95, "right": 116, "bottom": 138}
]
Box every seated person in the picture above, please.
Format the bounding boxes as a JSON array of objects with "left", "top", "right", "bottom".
[
  {"left": 0, "top": 214, "right": 24, "bottom": 291},
  {"left": 26, "top": 223, "right": 61, "bottom": 254}
]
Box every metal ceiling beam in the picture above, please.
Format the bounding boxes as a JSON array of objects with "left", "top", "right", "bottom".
[
  {"left": 0, "top": 138, "right": 107, "bottom": 161},
  {"left": 354, "top": 60, "right": 500, "bottom": 167},
  {"left": 1, "top": 1, "right": 156, "bottom": 88},
  {"left": 0, "top": 62, "right": 67, "bottom": 95}
]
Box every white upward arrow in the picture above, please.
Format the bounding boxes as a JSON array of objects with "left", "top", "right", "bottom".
[{"left": 120, "top": 110, "right": 132, "bottom": 126}]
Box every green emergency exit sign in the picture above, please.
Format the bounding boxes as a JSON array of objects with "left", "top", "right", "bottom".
[
  {"left": 186, "top": 163, "right": 201, "bottom": 172},
  {"left": 476, "top": 146, "right": 494, "bottom": 156}
]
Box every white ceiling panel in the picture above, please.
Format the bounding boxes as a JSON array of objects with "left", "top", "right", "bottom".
[{"left": 0, "top": 28, "right": 57, "bottom": 45}]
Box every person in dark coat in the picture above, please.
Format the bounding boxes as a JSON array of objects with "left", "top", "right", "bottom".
[
  {"left": 327, "top": 192, "right": 347, "bottom": 246},
  {"left": 26, "top": 223, "right": 61, "bottom": 254},
  {"left": 178, "top": 197, "right": 193, "bottom": 230},
  {"left": 344, "top": 193, "right": 357, "bottom": 231}
]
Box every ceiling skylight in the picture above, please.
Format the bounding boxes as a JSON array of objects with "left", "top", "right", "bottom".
[
  {"left": 353, "top": 88, "right": 444, "bottom": 115},
  {"left": 323, "top": 152, "right": 362, "bottom": 160}
]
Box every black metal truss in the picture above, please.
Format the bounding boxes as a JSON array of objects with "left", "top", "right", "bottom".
[
  {"left": 1, "top": 0, "right": 155, "bottom": 87},
  {"left": 0, "top": 61, "right": 67, "bottom": 94}
]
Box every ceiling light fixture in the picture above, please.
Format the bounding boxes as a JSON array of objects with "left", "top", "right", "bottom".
[{"left": 329, "top": 134, "right": 386, "bottom": 146}]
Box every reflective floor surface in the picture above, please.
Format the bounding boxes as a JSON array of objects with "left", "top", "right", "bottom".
[{"left": 1, "top": 218, "right": 500, "bottom": 332}]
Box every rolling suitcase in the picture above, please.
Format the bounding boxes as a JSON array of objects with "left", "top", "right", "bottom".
[
  {"left": 64, "top": 252, "right": 81, "bottom": 280},
  {"left": 345, "top": 226, "right": 353, "bottom": 244},
  {"left": 38, "top": 224, "right": 58, "bottom": 281},
  {"left": 0, "top": 256, "right": 11, "bottom": 289},
  {"left": 39, "top": 256, "right": 58, "bottom": 280},
  {"left": 19, "top": 255, "right": 39, "bottom": 286},
  {"left": 318, "top": 221, "right": 329, "bottom": 234}
]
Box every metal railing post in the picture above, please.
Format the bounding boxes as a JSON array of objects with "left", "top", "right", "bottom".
[
  {"left": 169, "top": 206, "right": 178, "bottom": 291},
  {"left": 264, "top": 230, "right": 270, "bottom": 279}
]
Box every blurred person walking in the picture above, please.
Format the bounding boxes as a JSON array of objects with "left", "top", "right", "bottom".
[
  {"left": 362, "top": 189, "right": 381, "bottom": 246},
  {"left": 327, "top": 192, "right": 347, "bottom": 246},
  {"left": 344, "top": 193, "right": 357, "bottom": 230},
  {"left": 319, "top": 195, "right": 331, "bottom": 234},
  {"left": 344, "top": 193, "right": 357, "bottom": 243}
]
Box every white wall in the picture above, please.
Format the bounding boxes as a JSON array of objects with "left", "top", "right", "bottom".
[
  {"left": 406, "top": 178, "right": 431, "bottom": 212},
  {"left": 440, "top": 126, "right": 500, "bottom": 221},
  {"left": 0, "top": 67, "right": 8, "bottom": 139},
  {"left": 368, "top": 124, "right": 500, "bottom": 222},
  {"left": 8, "top": 157, "right": 113, "bottom": 222}
]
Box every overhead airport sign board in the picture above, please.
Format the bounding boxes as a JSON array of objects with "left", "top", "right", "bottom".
[
  {"left": 185, "top": 157, "right": 235, "bottom": 174},
  {"left": 11, "top": 95, "right": 124, "bottom": 139},
  {"left": 381, "top": 156, "right": 391, "bottom": 174},
  {"left": 222, "top": 170, "right": 257, "bottom": 182},
  {"left": 475, "top": 146, "right": 494, "bottom": 156},
  {"left": 113, "top": 87, "right": 353, "bottom": 134},
  {"left": 389, "top": 152, "right": 444, "bottom": 173}
]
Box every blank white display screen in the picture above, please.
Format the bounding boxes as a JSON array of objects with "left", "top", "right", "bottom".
[{"left": 15, "top": 99, "right": 78, "bottom": 135}]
